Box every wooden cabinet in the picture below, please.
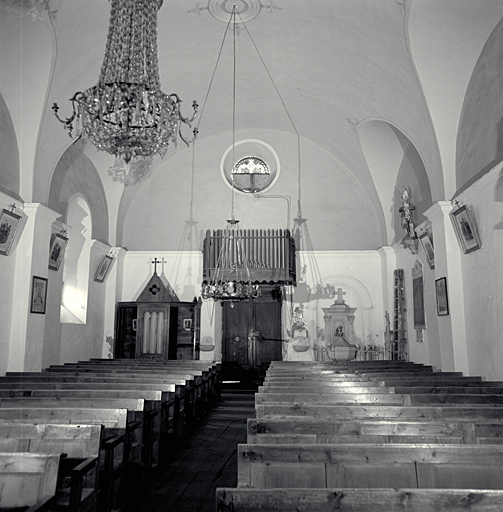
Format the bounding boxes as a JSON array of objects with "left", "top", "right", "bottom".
[{"left": 114, "top": 300, "right": 201, "bottom": 360}]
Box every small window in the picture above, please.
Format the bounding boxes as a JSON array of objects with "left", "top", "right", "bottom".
[{"left": 232, "top": 156, "right": 271, "bottom": 193}]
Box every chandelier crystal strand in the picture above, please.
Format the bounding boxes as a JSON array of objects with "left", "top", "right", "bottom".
[{"left": 53, "top": 0, "right": 198, "bottom": 181}]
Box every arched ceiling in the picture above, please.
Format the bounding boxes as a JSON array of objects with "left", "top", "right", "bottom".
[{"left": 1, "top": 0, "right": 502, "bottom": 250}]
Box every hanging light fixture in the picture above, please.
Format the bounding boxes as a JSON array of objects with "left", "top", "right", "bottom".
[
  {"left": 52, "top": 0, "right": 198, "bottom": 168},
  {"left": 200, "top": 5, "right": 261, "bottom": 303}
]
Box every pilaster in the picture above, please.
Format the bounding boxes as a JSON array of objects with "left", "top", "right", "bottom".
[
  {"left": 424, "top": 201, "right": 469, "bottom": 374},
  {"left": 9, "top": 203, "right": 61, "bottom": 371}
]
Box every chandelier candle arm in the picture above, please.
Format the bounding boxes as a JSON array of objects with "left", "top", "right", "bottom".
[{"left": 53, "top": 0, "right": 198, "bottom": 164}]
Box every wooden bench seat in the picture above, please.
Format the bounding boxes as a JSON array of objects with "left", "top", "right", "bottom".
[
  {"left": 0, "top": 423, "right": 101, "bottom": 512},
  {"left": 237, "top": 443, "right": 503, "bottom": 489},
  {"left": 215, "top": 487, "right": 503, "bottom": 511},
  {"left": 0, "top": 451, "right": 60, "bottom": 511},
  {"left": 247, "top": 417, "right": 503, "bottom": 445}
]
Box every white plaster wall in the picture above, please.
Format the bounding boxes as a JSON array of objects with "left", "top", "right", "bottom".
[
  {"left": 452, "top": 162, "right": 503, "bottom": 381},
  {"left": 0, "top": 193, "right": 24, "bottom": 375}
]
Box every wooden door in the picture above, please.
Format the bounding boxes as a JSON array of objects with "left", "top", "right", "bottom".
[
  {"left": 223, "top": 289, "right": 282, "bottom": 369},
  {"left": 114, "top": 303, "right": 138, "bottom": 359}
]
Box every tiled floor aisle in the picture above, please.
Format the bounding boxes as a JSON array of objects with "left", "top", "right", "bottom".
[{"left": 127, "top": 384, "right": 257, "bottom": 512}]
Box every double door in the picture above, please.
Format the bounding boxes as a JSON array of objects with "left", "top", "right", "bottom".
[{"left": 222, "top": 290, "right": 282, "bottom": 370}]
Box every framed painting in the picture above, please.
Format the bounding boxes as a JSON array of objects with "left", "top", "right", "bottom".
[
  {"left": 48, "top": 232, "right": 69, "bottom": 271},
  {"left": 0, "top": 208, "right": 22, "bottom": 256},
  {"left": 94, "top": 254, "right": 114, "bottom": 282},
  {"left": 418, "top": 228, "right": 435, "bottom": 270},
  {"left": 450, "top": 204, "right": 481, "bottom": 254},
  {"left": 31, "top": 275, "right": 48, "bottom": 314},
  {"left": 435, "top": 277, "right": 449, "bottom": 316}
]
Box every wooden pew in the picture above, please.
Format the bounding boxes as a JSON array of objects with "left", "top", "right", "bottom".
[
  {"left": 255, "top": 403, "right": 503, "bottom": 421},
  {"left": 0, "top": 408, "right": 129, "bottom": 512},
  {"left": 0, "top": 423, "right": 100, "bottom": 512},
  {"left": 0, "top": 373, "right": 189, "bottom": 440},
  {"left": 260, "top": 382, "right": 503, "bottom": 394},
  {"left": 236, "top": 443, "right": 503, "bottom": 489},
  {"left": 0, "top": 452, "right": 60, "bottom": 511},
  {"left": 254, "top": 391, "right": 503, "bottom": 406},
  {"left": 37, "top": 366, "right": 199, "bottom": 430},
  {"left": 67, "top": 359, "right": 221, "bottom": 417},
  {"left": 247, "top": 417, "right": 503, "bottom": 445},
  {"left": 215, "top": 488, "right": 503, "bottom": 512},
  {"left": 0, "top": 398, "right": 146, "bottom": 467},
  {"left": 0, "top": 385, "right": 176, "bottom": 464}
]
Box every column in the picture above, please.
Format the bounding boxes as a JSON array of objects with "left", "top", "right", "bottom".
[{"left": 424, "top": 201, "right": 469, "bottom": 374}]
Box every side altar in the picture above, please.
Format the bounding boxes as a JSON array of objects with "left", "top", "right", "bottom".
[{"left": 322, "top": 288, "right": 358, "bottom": 361}]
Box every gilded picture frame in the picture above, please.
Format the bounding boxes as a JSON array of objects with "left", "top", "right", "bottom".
[
  {"left": 418, "top": 228, "right": 435, "bottom": 270},
  {"left": 94, "top": 254, "right": 114, "bottom": 283},
  {"left": 0, "top": 208, "right": 22, "bottom": 256},
  {"left": 31, "top": 275, "right": 48, "bottom": 314},
  {"left": 435, "top": 277, "right": 449, "bottom": 316},
  {"left": 450, "top": 204, "right": 481, "bottom": 254},
  {"left": 48, "top": 232, "right": 69, "bottom": 271}
]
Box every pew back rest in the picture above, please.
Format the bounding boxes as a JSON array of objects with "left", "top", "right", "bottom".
[
  {"left": 237, "top": 443, "right": 503, "bottom": 490},
  {"left": 0, "top": 451, "right": 60, "bottom": 508},
  {"left": 0, "top": 423, "right": 101, "bottom": 458}
]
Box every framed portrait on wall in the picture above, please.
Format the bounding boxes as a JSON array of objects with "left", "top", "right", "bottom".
[
  {"left": 0, "top": 208, "right": 22, "bottom": 256},
  {"left": 94, "top": 254, "right": 114, "bottom": 283},
  {"left": 450, "top": 204, "right": 481, "bottom": 254},
  {"left": 48, "top": 232, "right": 69, "bottom": 271},
  {"left": 418, "top": 228, "right": 435, "bottom": 270},
  {"left": 30, "top": 275, "right": 48, "bottom": 314},
  {"left": 435, "top": 277, "right": 449, "bottom": 316}
]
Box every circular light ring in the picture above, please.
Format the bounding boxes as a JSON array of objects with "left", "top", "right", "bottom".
[
  {"left": 220, "top": 139, "right": 281, "bottom": 195},
  {"left": 208, "top": 0, "right": 262, "bottom": 23}
]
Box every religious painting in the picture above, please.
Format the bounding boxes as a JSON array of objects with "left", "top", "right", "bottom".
[
  {"left": 0, "top": 208, "right": 22, "bottom": 256},
  {"left": 31, "top": 275, "right": 48, "bottom": 314},
  {"left": 450, "top": 204, "right": 481, "bottom": 254},
  {"left": 183, "top": 319, "right": 192, "bottom": 331},
  {"left": 48, "top": 232, "right": 68, "bottom": 271},
  {"left": 418, "top": 228, "right": 435, "bottom": 270},
  {"left": 94, "top": 254, "right": 114, "bottom": 282},
  {"left": 435, "top": 277, "right": 449, "bottom": 316}
]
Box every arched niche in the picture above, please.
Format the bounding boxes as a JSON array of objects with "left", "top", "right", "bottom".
[
  {"left": 61, "top": 194, "right": 92, "bottom": 323},
  {"left": 309, "top": 274, "right": 374, "bottom": 348},
  {"left": 359, "top": 119, "right": 433, "bottom": 244},
  {"left": 0, "top": 92, "right": 20, "bottom": 200},
  {"left": 48, "top": 142, "right": 109, "bottom": 242},
  {"left": 457, "top": 17, "right": 503, "bottom": 192}
]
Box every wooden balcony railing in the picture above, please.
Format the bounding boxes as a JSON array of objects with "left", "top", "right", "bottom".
[{"left": 202, "top": 228, "right": 296, "bottom": 285}]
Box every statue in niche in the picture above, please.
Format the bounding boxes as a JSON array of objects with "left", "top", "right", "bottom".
[{"left": 399, "top": 187, "right": 416, "bottom": 238}]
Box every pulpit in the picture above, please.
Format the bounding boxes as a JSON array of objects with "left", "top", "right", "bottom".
[{"left": 322, "top": 288, "right": 358, "bottom": 361}]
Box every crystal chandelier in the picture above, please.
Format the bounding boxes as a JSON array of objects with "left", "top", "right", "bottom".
[
  {"left": 53, "top": 0, "right": 198, "bottom": 166},
  {"left": 200, "top": 6, "right": 261, "bottom": 303}
]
